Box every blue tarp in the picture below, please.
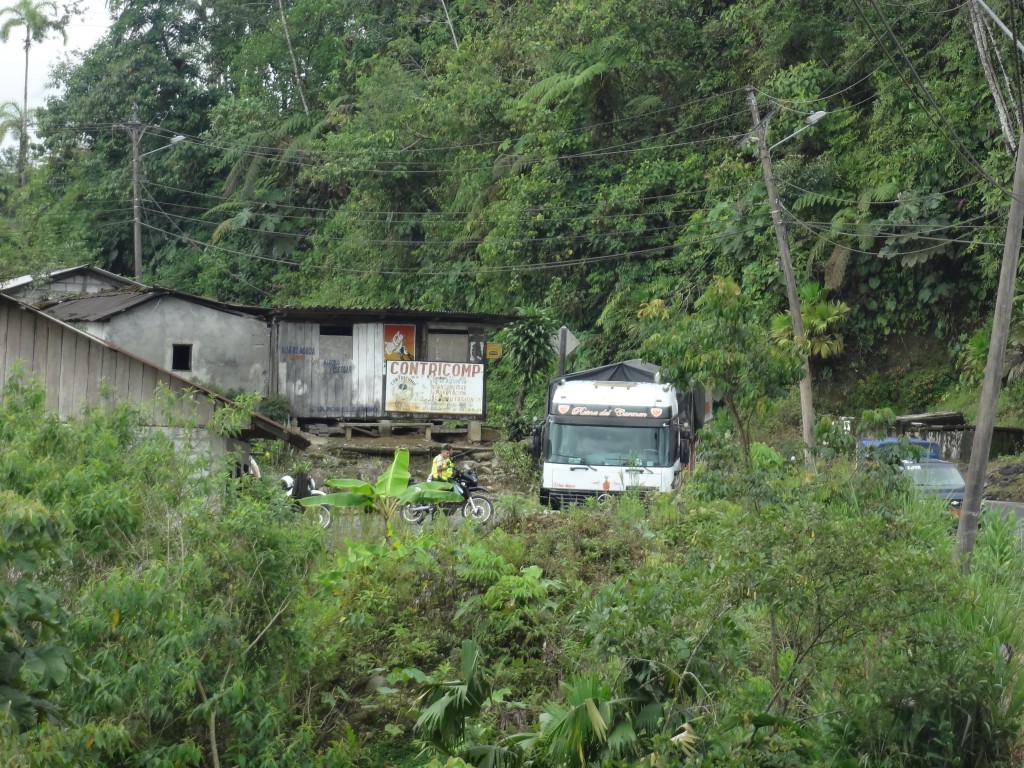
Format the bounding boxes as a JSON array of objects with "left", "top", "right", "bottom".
[{"left": 859, "top": 436, "right": 940, "bottom": 460}]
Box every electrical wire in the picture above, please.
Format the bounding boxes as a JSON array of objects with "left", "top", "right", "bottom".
[
  {"left": 137, "top": 218, "right": 770, "bottom": 276},
  {"left": 852, "top": 0, "right": 1011, "bottom": 196}
]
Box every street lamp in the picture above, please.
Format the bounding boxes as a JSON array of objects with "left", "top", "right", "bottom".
[
  {"left": 132, "top": 133, "right": 186, "bottom": 281},
  {"left": 769, "top": 110, "right": 828, "bottom": 151},
  {"left": 141, "top": 133, "right": 186, "bottom": 157},
  {"left": 746, "top": 88, "right": 828, "bottom": 463}
]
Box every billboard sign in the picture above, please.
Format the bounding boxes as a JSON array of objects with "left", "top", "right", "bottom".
[{"left": 385, "top": 360, "right": 485, "bottom": 416}]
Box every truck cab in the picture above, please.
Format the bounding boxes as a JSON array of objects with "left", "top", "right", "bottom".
[{"left": 535, "top": 360, "right": 704, "bottom": 510}]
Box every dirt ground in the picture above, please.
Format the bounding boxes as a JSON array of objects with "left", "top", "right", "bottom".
[
  {"left": 983, "top": 457, "right": 1024, "bottom": 501},
  {"left": 287, "top": 432, "right": 522, "bottom": 495},
  {"left": 286, "top": 431, "right": 1024, "bottom": 503}
]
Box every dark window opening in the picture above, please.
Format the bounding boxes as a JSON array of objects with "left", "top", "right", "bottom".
[
  {"left": 321, "top": 325, "right": 353, "bottom": 336},
  {"left": 172, "top": 344, "right": 193, "bottom": 371}
]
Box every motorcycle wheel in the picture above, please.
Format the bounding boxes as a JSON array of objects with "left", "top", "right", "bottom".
[
  {"left": 308, "top": 490, "right": 331, "bottom": 529},
  {"left": 462, "top": 495, "right": 493, "bottom": 523},
  {"left": 401, "top": 504, "right": 426, "bottom": 524}
]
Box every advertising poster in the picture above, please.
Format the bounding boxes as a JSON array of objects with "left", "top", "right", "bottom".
[
  {"left": 383, "top": 324, "right": 416, "bottom": 360},
  {"left": 385, "top": 360, "right": 485, "bottom": 416}
]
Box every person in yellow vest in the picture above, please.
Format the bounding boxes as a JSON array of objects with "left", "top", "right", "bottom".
[
  {"left": 430, "top": 444, "right": 463, "bottom": 499},
  {"left": 430, "top": 444, "right": 454, "bottom": 481}
]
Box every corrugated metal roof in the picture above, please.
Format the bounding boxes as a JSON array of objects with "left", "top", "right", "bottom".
[
  {"left": 269, "top": 305, "right": 518, "bottom": 325},
  {"left": 36, "top": 282, "right": 517, "bottom": 326},
  {"left": 1, "top": 265, "right": 144, "bottom": 294},
  {"left": 0, "top": 274, "right": 33, "bottom": 291},
  {"left": 45, "top": 290, "right": 155, "bottom": 321},
  {"left": 41, "top": 286, "right": 270, "bottom": 322}
]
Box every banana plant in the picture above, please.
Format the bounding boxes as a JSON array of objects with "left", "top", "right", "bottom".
[{"left": 298, "top": 448, "right": 461, "bottom": 547}]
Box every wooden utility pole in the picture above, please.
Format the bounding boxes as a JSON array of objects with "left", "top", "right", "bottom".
[
  {"left": 956, "top": 129, "right": 1024, "bottom": 572},
  {"left": 116, "top": 110, "right": 145, "bottom": 281},
  {"left": 746, "top": 87, "right": 816, "bottom": 459}
]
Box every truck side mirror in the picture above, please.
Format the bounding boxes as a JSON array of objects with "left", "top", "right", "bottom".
[{"left": 531, "top": 422, "right": 544, "bottom": 461}]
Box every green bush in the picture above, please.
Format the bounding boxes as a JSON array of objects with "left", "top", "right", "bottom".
[
  {"left": 492, "top": 439, "right": 536, "bottom": 489},
  {"left": 257, "top": 394, "right": 293, "bottom": 425},
  {"left": 5, "top": 371, "right": 1024, "bottom": 767}
]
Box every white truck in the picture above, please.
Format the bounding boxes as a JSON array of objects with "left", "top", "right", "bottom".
[{"left": 533, "top": 360, "right": 705, "bottom": 509}]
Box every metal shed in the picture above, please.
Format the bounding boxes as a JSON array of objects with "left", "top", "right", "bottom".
[
  {"left": 269, "top": 307, "right": 515, "bottom": 422},
  {"left": 0, "top": 293, "right": 307, "bottom": 457}
]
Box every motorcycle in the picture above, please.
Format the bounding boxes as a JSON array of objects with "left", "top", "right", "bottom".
[
  {"left": 400, "top": 464, "right": 493, "bottom": 525},
  {"left": 281, "top": 473, "right": 332, "bottom": 529}
]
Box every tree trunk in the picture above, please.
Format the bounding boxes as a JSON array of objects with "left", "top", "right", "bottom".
[
  {"left": 277, "top": 0, "right": 309, "bottom": 115},
  {"left": 724, "top": 394, "right": 751, "bottom": 463},
  {"left": 19, "top": 30, "right": 29, "bottom": 187}
]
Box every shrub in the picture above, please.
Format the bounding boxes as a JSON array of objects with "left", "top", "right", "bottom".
[{"left": 258, "top": 394, "right": 293, "bottom": 425}]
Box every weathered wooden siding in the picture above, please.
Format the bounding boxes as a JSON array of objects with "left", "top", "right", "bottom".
[
  {"left": 277, "top": 321, "right": 317, "bottom": 416},
  {"left": 277, "top": 321, "right": 384, "bottom": 419},
  {"left": 0, "top": 297, "right": 217, "bottom": 427},
  {"left": 353, "top": 324, "right": 383, "bottom": 417}
]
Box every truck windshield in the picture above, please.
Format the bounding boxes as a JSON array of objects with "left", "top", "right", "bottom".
[{"left": 546, "top": 423, "right": 672, "bottom": 467}]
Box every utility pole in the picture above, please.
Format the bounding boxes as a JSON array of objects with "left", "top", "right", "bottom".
[
  {"left": 955, "top": 0, "right": 1024, "bottom": 573},
  {"left": 956, "top": 129, "right": 1024, "bottom": 572},
  {"left": 116, "top": 109, "right": 146, "bottom": 281},
  {"left": 746, "top": 87, "right": 816, "bottom": 458}
]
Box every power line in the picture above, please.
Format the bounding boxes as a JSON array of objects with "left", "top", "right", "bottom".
[
  {"left": 852, "top": 0, "right": 1011, "bottom": 196},
  {"left": 137, "top": 218, "right": 770, "bottom": 276}
]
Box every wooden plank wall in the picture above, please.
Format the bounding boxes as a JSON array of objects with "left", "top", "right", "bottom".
[
  {"left": 278, "top": 321, "right": 384, "bottom": 419},
  {"left": 314, "top": 334, "right": 354, "bottom": 420},
  {"left": 353, "top": 324, "right": 383, "bottom": 418},
  {"left": 277, "top": 321, "right": 317, "bottom": 418},
  {"left": 0, "top": 298, "right": 217, "bottom": 427}
]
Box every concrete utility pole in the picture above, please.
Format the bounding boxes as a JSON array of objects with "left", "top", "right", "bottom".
[
  {"left": 746, "top": 87, "right": 816, "bottom": 458},
  {"left": 956, "top": 129, "right": 1024, "bottom": 571}
]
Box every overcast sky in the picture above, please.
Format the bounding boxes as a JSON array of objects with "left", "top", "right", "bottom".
[{"left": 1, "top": 0, "right": 110, "bottom": 144}]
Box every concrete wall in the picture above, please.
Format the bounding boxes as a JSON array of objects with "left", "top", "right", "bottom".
[
  {"left": 102, "top": 295, "right": 270, "bottom": 394},
  {"left": 919, "top": 426, "right": 1024, "bottom": 462}
]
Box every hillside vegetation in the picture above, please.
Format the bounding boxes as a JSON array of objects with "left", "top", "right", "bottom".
[
  {"left": 2, "top": 0, "right": 1023, "bottom": 422},
  {"left": 5, "top": 375, "right": 1024, "bottom": 767}
]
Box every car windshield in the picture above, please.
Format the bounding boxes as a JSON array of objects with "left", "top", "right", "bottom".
[{"left": 902, "top": 462, "right": 965, "bottom": 488}]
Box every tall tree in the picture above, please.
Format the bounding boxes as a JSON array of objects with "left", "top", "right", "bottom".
[{"left": 0, "top": 0, "right": 64, "bottom": 187}]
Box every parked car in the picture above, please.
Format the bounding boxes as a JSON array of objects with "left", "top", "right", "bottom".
[{"left": 900, "top": 458, "right": 965, "bottom": 515}]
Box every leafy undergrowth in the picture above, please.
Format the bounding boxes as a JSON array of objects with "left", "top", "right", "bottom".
[{"left": 5, "top": 379, "right": 1024, "bottom": 767}]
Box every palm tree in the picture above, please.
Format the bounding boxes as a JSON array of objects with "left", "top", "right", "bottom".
[
  {"left": 770, "top": 282, "right": 850, "bottom": 360},
  {"left": 0, "top": 100, "right": 22, "bottom": 146},
  {"left": 0, "top": 0, "right": 65, "bottom": 186}
]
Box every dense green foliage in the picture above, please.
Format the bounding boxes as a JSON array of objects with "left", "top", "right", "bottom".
[
  {"left": 0, "top": 0, "right": 1017, "bottom": 416},
  {"left": 4, "top": 371, "right": 1024, "bottom": 765}
]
